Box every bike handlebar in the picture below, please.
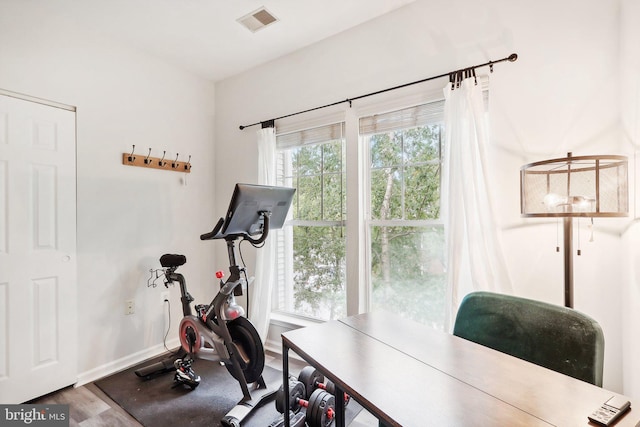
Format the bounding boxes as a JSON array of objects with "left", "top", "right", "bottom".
[
  {"left": 200, "top": 211, "right": 271, "bottom": 246},
  {"left": 200, "top": 218, "right": 224, "bottom": 241}
]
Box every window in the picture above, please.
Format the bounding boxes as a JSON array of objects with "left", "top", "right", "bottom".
[
  {"left": 361, "top": 101, "right": 446, "bottom": 330},
  {"left": 273, "top": 96, "right": 449, "bottom": 329},
  {"left": 273, "top": 123, "right": 347, "bottom": 320}
]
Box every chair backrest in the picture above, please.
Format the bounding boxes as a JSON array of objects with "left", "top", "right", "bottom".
[{"left": 452, "top": 291, "right": 604, "bottom": 386}]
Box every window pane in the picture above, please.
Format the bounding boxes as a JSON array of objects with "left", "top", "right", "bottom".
[
  {"left": 370, "top": 226, "right": 445, "bottom": 329},
  {"left": 405, "top": 164, "right": 440, "bottom": 220},
  {"left": 370, "top": 132, "right": 402, "bottom": 168},
  {"left": 403, "top": 125, "right": 441, "bottom": 162},
  {"left": 295, "top": 145, "right": 322, "bottom": 176},
  {"left": 323, "top": 173, "right": 345, "bottom": 221},
  {"left": 323, "top": 141, "right": 343, "bottom": 173},
  {"left": 296, "top": 175, "right": 322, "bottom": 220},
  {"left": 370, "top": 168, "right": 402, "bottom": 220},
  {"left": 293, "top": 225, "right": 346, "bottom": 320},
  {"left": 369, "top": 123, "right": 442, "bottom": 221}
]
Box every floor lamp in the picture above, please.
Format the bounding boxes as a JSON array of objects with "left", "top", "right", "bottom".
[{"left": 520, "top": 153, "right": 628, "bottom": 308}]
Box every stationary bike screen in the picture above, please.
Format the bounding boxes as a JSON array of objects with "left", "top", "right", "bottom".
[{"left": 222, "top": 183, "right": 295, "bottom": 236}]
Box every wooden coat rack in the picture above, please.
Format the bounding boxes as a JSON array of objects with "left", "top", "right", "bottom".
[{"left": 122, "top": 146, "right": 191, "bottom": 173}]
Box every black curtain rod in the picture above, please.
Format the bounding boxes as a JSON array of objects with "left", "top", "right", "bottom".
[{"left": 239, "top": 53, "right": 518, "bottom": 130}]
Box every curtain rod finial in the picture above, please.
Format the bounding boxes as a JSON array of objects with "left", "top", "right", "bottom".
[
  {"left": 239, "top": 125, "right": 246, "bottom": 130},
  {"left": 508, "top": 53, "right": 518, "bottom": 62}
]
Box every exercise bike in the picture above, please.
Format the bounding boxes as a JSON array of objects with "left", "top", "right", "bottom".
[{"left": 137, "top": 183, "right": 295, "bottom": 427}]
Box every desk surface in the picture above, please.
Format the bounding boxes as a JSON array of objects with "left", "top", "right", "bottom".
[{"left": 282, "top": 311, "right": 639, "bottom": 427}]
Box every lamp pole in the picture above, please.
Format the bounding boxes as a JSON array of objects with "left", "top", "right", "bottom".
[{"left": 563, "top": 217, "right": 573, "bottom": 308}]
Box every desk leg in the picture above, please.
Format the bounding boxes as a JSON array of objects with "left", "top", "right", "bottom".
[
  {"left": 335, "top": 383, "right": 345, "bottom": 427},
  {"left": 282, "top": 342, "right": 290, "bottom": 427}
]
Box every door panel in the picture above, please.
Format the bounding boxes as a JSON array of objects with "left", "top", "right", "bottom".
[
  {"left": 32, "top": 164, "right": 57, "bottom": 250},
  {"left": 0, "top": 159, "right": 6, "bottom": 253},
  {"left": 0, "top": 282, "right": 7, "bottom": 379},
  {"left": 0, "top": 93, "right": 77, "bottom": 403}
]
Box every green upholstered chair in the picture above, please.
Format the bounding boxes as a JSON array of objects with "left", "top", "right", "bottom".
[{"left": 452, "top": 291, "right": 604, "bottom": 386}]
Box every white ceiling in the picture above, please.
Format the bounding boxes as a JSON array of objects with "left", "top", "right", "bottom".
[{"left": 13, "top": 0, "right": 416, "bottom": 82}]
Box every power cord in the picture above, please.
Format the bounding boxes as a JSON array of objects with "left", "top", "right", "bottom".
[
  {"left": 162, "top": 298, "right": 177, "bottom": 354},
  {"left": 238, "top": 239, "right": 251, "bottom": 318}
]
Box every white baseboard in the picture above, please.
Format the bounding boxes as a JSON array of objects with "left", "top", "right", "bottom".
[
  {"left": 75, "top": 338, "right": 180, "bottom": 387},
  {"left": 265, "top": 337, "right": 282, "bottom": 355},
  {"left": 264, "top": 338, "right": 307, "bottom": 365},
  {"left": 76, "top": 315, "right": 310, "bottom": 387}
]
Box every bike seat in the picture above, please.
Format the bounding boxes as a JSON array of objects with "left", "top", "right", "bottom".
[{"left": 160, "top": 254, "right": 186, "bottom": 268}]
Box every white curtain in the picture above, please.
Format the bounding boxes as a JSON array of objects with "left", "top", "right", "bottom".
[
  {"left": 250, "top": 126, "right": 276, "bottom": 342},
  {"left": 442, "top": 77, "right": 513, "bottom": 331}
]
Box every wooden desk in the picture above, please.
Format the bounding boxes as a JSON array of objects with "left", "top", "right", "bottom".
[{"left": 281, "top": 312, "right": 639, "bottom": 427}]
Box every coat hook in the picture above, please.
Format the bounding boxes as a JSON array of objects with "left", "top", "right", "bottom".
[
  {"left": 144, "top": 148, "right": 152, "bottom": 164},
  {"left": 172, "top": 153, "right": 179, "bottom": 169},
  {"left": 184, "top": 155, "right": 191, "bottom": 171},
  {"left": 128, "top": 145, "right": 136, "bottom": 162},
  {"left": 158, "top": 150, "right": 166, "bottom": 167}
]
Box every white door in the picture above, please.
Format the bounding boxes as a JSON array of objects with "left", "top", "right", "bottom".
[{"left": 0, "top": 93, "right": 77, "bottom": 403}]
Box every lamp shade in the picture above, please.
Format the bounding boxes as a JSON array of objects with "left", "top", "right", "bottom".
[{"left": 520, "top": 153, "right": 628, "bottom": 218}]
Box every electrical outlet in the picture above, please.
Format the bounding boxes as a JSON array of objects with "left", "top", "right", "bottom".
[
  {"left": 160, "top": 291, "right": 170, "bottom": 305},
  {"left": 125, "top": 299, "right": 135, "bottom": 315}
]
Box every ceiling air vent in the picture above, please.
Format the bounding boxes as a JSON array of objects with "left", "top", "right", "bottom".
[{"left": 237, "top": 7, "right": 279, "bottom": 33}]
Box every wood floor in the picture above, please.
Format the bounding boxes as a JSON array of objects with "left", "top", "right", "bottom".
[
  {"left": 29, "top": 351, "right": 378, "bottom": 427},
  {"left": 30, "top": 382, "right": 143, "bottom": 427}
]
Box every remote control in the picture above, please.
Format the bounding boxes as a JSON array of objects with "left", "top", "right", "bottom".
[{"left": 588, "top": 395, "right": 631, "bottom": 426}]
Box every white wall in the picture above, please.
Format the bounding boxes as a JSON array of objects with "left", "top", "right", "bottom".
[
  {"left": 620, "top": 0, "right": 640, "bottom": 400},
  {"left": 0, "top": 5, "right": 217, "bottom": 382},
  {"left": 215, "top": 0, "right": 634, "bottom": 394}
]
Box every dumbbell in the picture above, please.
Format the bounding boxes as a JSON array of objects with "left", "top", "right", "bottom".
[
  {"left": 275, "top": 380, "right": 336, "bottom": 427},
  {"left": 298, "top": 366, "right": 350, "bottom": 407},
  {"left": 267, "top": 411, "right": 306, "bottom": 427}
]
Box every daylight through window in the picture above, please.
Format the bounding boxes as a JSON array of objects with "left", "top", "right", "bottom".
[
  {"left": 361, "top": 100, "right": 446, "bottom": 330},
  {"left": 274, "top": 123, "right": 347, "bottom": 320}
]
